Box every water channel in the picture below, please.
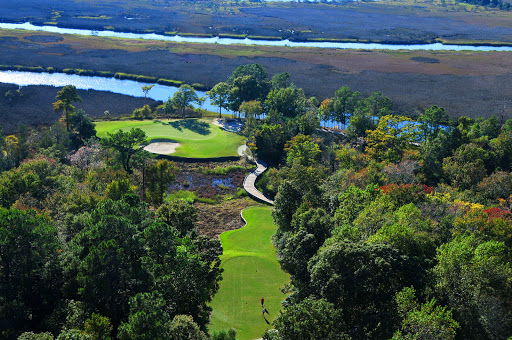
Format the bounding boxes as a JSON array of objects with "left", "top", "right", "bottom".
[
  {"left": 0, "top": 70, "right": 221, "bottom": 112},
  {"left": 0, "top": 70, "right": 355, "bottom": 127},
  {"left": 1, "top": 22, "right": 512, "bottom": 52}
]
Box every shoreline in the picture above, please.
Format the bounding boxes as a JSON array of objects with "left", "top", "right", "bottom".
[{"left": 2, "top": 21, "right": 512, "bottom": 50}]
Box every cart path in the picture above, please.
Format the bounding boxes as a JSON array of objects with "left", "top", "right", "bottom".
[{"left": 243, "top": 159, "right": 274, "bottom": 206}]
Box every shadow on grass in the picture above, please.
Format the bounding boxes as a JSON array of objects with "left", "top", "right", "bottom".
[{"left": 161, "top": 119, "right": 211, "bottom": 135}]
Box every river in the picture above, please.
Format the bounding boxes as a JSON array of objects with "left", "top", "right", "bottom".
[
  {"left": 1, "top": 22, "right": 512, "bottom": 52},
  {"left": 0, "top": 70, "right": 222, "bottom": 112},
  {"left": 0, "top": 70, "right": 358, "bottom": 127}
]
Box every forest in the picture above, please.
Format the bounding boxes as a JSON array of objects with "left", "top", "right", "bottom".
[{"left": 1, "top": 63, "right": 512, "bottom": 340}]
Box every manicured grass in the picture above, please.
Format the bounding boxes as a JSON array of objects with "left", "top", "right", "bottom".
[
  {"left": 95, "top": 119, "right": 245, "bottom": 158},
  {"left": 209, "top": 207, "right": 289, "bottom": 340}
]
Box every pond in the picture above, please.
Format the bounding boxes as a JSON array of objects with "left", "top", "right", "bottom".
[{"left": 1, "top": 22, "right": 512, "bottom": 52}]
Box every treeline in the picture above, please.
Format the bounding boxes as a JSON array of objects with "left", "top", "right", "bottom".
[
  {"left": 454, "top": 0, "right": 511, "bottom": 11},
  {"left": 217, "top": 64, "right": 512, "bottom": 339},
  {"left": 1, "top": 62, "right": 512, "bottom": 339},
  {"left": 0, "top": 88, "right": 229, "bottom": 339},
  {"left": 456, "top": 0, "right": 511, "bottom": 9}
]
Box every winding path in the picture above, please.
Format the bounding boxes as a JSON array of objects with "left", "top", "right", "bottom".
[
  {"left": 243, "top": 159, "right": 274, "bottom": 206},
  {"left": 213, "top": 119, "right": 274, "bottom": 206}
]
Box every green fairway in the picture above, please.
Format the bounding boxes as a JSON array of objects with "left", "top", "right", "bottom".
[
  {"left": 209, "top": 207, "right": 289, "bottom": 340},
  {"left": 94, "top": 119, "right": 245, "bottom": 158}
]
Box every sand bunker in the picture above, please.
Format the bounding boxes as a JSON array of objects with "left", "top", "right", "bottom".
[
  {"left": 144, "top": 140, "right": 181, "bottom": 155},
  {"left": 212, "top": 118, "right": 244, "bottom": 133}
]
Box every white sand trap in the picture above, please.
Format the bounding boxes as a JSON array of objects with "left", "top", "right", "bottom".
[
  {"left": 144, "top": 140, "right": 181, "bottom": 155},
  {"left": 212, "top": 118, "right": 244, "bottom": 133},
  {"left": 238, "top": 144, "right": 248, "bottom": 157}
]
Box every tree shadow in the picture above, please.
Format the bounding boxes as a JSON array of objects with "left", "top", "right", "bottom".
[{"left": 162, "top": 119, "right": 211, "bottom": 135}]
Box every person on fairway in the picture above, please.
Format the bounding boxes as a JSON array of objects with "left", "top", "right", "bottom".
[{"left": 261, "top": 298, "right": 264, "bottom": 306}]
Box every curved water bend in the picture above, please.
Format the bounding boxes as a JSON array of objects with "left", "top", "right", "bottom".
[
  {"left": 1, "top": 22, "right": 512, "bottom": 52},
  {"left": 0, "top": 70, "right": 224, "bottom": 112}
]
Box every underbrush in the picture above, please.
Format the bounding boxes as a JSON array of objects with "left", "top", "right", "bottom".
[
  {"left": 198, "top": 165, "right": 247, "bottom": 175},
  {"left": 165, "top": 189, "right": 197, "bottom": 203}
]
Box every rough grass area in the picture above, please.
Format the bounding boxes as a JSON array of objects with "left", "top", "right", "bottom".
[
  {"left": 0, "top": 83, "right": 157, "bottom": 133},
  {"left": 2, "top": 0, "right": 512, "bottom": 43},
  {"left": 195, "top": 198, "right": 255, "bottom": 238},
  {"left": 95, "top": 119, "right": 246, "bottom": 158},
  {"left": 209, "top": 206, "right": 289, "bottom": 340},
  {"left": 3, "top": 30, "right": 512, "bottom": 118}
]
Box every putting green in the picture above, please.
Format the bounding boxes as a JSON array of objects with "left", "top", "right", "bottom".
[
  {"left": 209, "top": 207, "right": 289, "bottom": 340},
  {"left": 95, "top": 119, "right": 245, "bottom": 158}
]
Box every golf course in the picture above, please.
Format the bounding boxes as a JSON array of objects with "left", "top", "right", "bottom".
[
  {"left": 95, "top": 119, "right": 245, "bottom": 158},
  {"left": 209, "top": 206, "right": 289, "bottom": 340}
]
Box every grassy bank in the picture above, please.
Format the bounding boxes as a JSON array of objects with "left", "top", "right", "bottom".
[
  {"left": 209, "top": 206, "right": 289, "bottom": 340},
  {"left": 3, "top": 30, "right": 512, "bottom": 119},
  {"left": 0, "top": 64, "right": 208, "bottom": 90},
  {"left": 95, "top": 119, "right": 245, "bottom": 158}
]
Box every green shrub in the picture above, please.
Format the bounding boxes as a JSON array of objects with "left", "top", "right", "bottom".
[
  {"left": 192, "top": 83, "right": 208, "bottom": 91},
  {"left": 16, "top": 65, "right": 43, "bottom": 72},
  {"left": 211, "top": 328, "right": 236, "bottom": 340},
  {"left": 199, "top": 165, "right": 246, "bottom": 175},
  {"left": 196, "top": 197, "right": 217, "bottom": 204},
  {"left": 165, "top": 190, "right": 197, "bottom": 203},
  {"left": 63, "top": 68, "right": 75, "bottom": 74},
  {"left": 76, "top": 69, "right": 97, "bottom": 76},
  {"left": 237, "top": 187, "right": 247, "bottom": 197},
  {"left": 132, "top": 105, "right": 153, "bottom": 120},
  {"left": 157, "top": 78, "right": 183, "bottom": 86},
  {"left": 136, "top": 75, "right": 157, "bottom": 83},
  {"left": 97, "top": 70, "right": 115, "bottom": 77},
  {"left": 114, "top": 72, "right": 138, "bottom": 80}
]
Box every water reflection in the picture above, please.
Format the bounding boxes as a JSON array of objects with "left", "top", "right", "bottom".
[
  {"left": 1, "top": 22, "right": 512, "bottom": 51},
  {"left": 0, "top": 70, "right": 221, "bottom": 112}
]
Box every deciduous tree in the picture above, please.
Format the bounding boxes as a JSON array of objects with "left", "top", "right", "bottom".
[
  {"left": 0, "top": 209, "right": 62, "bottom": 339},
  {"left": 253, "top": 124, "right": 286, "bottom": 164},
  {"left": 142, "top": 85, "right": 154, "bottom": 98},
  {"left": 365, "top": 115, "right": 420, "bottom": 163},
  {"left": 169, "top": 85, "right": 200, "bottom": 118},
  {"left": 207, "top": 82, "right": 231, "bottom": 118},
  {"left": 284, "top": 134, "right": 320, "bottom": 167},
  {"left": 392, "top": 286, "right": 459, "bottom": 340},
  {"left": 265, "top": 298, "right": 350, "bottom": 340},
  {"left": 156, "top": 199, "right": 197, "bottom": 236},
  {"left": 433, "top": 234, "right": 512, "bottom": 339}
]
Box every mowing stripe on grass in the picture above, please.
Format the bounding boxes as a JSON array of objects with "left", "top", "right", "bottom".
[
  {"left": 209, "top": 206, "right": 289, "bottom": 340},
  {"left": 95, "top": 119, "right": 245, "bottom": 158}
]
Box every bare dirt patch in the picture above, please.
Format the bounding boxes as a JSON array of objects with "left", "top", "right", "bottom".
[
  {"left": 211, "top": 118, "right": 244, "bottom": 133},
  {"left": 195, "top": 198, "right": 258, "bottom": 238}
]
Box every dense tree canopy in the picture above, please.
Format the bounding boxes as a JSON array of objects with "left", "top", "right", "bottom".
[
  {"left": 100, "top": 128, "right": 148, "bottom": 174},
  {"left": 2, "top": 65, "right": 512, "bottom": 340}
]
